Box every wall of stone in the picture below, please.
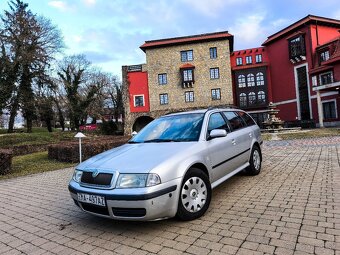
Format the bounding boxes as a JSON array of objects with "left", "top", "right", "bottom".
[{"left": 145, "top": 40, "right": 233, "bottom": 112}]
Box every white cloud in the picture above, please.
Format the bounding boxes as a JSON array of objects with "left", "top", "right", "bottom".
[
  {"left": 48, "top": 1, "right": 68, "bottom": 11},
  {"left": 180, "top": 0, "right": 249, "bottom": 17},
  {"left": 230, "top": 14, "right": 266, "bottom": 49},
  {"left": 83, "top": 0, "right": 96, "bottom": 6},
  {"left": 332, "top": 9, "right": 340, "bottom": 19}
]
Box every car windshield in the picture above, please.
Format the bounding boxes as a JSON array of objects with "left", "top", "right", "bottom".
[{"left": 129, "top": 113, "right": 204, "bottom": 143}]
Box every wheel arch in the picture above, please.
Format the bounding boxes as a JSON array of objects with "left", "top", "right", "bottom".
[{"left": 188, "top": 163, "right": 210, "bottom": 180}]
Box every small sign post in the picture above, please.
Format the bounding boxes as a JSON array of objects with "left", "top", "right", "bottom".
[{"left": 74, "top": 132, "right": 86, "bottom": 163}]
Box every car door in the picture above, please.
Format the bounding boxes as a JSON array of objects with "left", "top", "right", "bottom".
[
  {"left": 206, "top": 112, "right": 239, "bottom": 183},
  {"left": 222, "top": 111, "right": 250, "bottom": 168}
]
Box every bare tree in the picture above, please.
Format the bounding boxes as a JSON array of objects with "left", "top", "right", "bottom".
[{"left": 0, "top": 0, "right": 63, "bottom": 132}]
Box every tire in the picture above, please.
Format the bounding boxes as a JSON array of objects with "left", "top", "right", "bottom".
[
  {"left": 176, "top": 168, "right": 211, "bottom": 221},
  {"left": 245, "top": 145, "right": 262, "bottom": 176}
]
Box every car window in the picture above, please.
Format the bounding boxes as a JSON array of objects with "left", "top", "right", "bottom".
[
  {"left": 237, "top": 111, "right": 256, "bottom": 126},
  {"left": 207, "top": 113, "right": 229, "bottom": 134},
  {"left": 130, "top": 113, "right": 204, "bottom": 143},
  {"left": 223, "top": 111, "right": 245, "bottom": 131}
]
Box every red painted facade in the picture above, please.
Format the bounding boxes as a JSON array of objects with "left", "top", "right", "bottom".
[
  {"left": 127, "top": 71, "right": 150, "bottom": 113},
  {"left": 262, "top": 15, "right": 340, "bottom": 125}
]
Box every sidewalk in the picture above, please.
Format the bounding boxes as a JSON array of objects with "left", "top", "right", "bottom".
[{"left": 0, "top": 137, "right": 339, "bottom": 255}]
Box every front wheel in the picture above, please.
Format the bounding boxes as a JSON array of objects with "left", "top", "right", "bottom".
[
  {"left": 245, "top": 145, "right": 262, "bottom": 175},
  {"left": 176, "top": 168, "right": 211, "bottom": 221}
]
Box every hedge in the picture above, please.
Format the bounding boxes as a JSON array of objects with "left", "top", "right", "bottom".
[
  {"left": 0, "top": 149, "right": 13, "bottom": 175},
  {"left": 48, "top": 136, "right": 130, "bottom": 163}
]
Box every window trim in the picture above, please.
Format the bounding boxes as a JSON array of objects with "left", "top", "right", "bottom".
[
  {"left": 322, "top": 99, "right": 337, "bottom": 119},
  {"left": 211, "top": 88, "right": 221, "bottom": 100},
  {"left": 181, "top": 50, "right": 194, "bottom": 62},
  {"left": 210, "top": 67, "right": 220, "bottom": 79},
  {"left": 319, "top": 71, "right": 334, "bottom": 85},
  {"left": 236, "top": 57, "right": 243, "bottom": 66},
  {"left": 210, "top": 47, "right": 217, "bottom": 59},
  {"left": 158, "top": 73, "right": 167, "bottom": 85},
  {"left": 133, "top": 94, "right": 145, "bottom": 107},
  {"left": 185, "top": 91, "right": 194, "bottom": 102},
  {"left": 255, "top": 54, "right": 262, "bottom": 63},
  {"left": 159, "top": 93, "right": 169, "bottom": 105},
  {"left": 245, "top": 56, "right": 252, "bottom": 64}
]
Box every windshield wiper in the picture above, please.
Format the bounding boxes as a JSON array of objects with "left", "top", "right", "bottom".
[{"left": 144, "top": 139, "right": 180, "bottom": 143}]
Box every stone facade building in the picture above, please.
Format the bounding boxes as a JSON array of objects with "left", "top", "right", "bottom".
[{"left": 123, "top": 32, "right": 235, "bottom": 135}]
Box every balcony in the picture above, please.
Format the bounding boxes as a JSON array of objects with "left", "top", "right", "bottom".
[{"left": 312, "top": 80, "right": 340, "bottom": 92}]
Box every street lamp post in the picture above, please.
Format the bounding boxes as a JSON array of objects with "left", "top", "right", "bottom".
[{"left": 74, "top": 132, "right": 86, "bottom": 163}]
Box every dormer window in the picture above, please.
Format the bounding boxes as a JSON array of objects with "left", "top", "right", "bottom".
[
  {"left": 320, "top": 50, "right": 330, "bottom": 63},
  {"left": 289, "top": 35, "right": 306, "bottom": 59}
]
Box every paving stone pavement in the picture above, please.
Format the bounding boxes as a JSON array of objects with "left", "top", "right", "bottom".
[{"left": 0, "top": 136, "right": 339, "bottom": 255}]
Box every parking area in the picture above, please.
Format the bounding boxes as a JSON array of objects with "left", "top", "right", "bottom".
[{"left": 0, "top": 136, "right": 339, "bottom": 255}]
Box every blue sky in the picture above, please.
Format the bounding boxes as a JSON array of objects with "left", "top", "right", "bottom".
[{"left": 1, "top": 0, "right": 340, "bottom": 78}]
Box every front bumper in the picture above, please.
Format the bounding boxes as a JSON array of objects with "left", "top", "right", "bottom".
[{"left": 69, "top": 178, "right": 182, "bottom": 221}]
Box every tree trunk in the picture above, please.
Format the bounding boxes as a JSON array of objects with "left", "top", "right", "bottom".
[
  {"left": 46, "top": 118, "right": 52, "bottom": 132},
  {"left": 7, "top": 97, "right": 19, "bottom": 133}
]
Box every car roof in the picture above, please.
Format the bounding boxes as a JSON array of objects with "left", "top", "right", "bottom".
[{"left": 165, "top": 108, "right": 242, "bottom": 116}]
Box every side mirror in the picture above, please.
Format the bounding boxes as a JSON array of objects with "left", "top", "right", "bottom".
[
  {"left": 209, "top": 129, "right": 227, "bottom": 140},
  {"left": 131, "top": 131, "right": 138, "bottom": 137}
]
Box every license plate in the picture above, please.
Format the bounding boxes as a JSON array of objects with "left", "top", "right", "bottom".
[{"left": 77, "top": 193, "right": 106, "bottom": 207}]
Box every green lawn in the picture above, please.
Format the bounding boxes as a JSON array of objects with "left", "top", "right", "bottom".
[
  {"left": 0, "top": 129, "right": 75, "bottom": 148},
  {"left": 0, "top": 151, "right": 75, "bottom": 180}
]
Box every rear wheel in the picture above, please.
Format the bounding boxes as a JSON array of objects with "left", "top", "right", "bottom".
[
  {"left": 245, "top": 145, "right": 262, "bottom": 175},
  {"left": 176, "top": 168, "right": 211, "bottom": 221}
]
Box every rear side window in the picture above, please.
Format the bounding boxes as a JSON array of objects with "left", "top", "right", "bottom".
[
  {"left": 223, "top": 111, "right": 245, "bottom": 131},
  {"left": 237, "top": 111, "right": 256, "bottom": 126},
  {"left": 207, "top": 113, "right": 229, "bottom": 134}
]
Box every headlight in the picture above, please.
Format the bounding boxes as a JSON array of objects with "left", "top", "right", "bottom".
[
  {"left": 116, "top": 173, "right": 161, "bottom": 188},
  {"left": 73, "top": 170, "right": 83, "bottom": 183}
]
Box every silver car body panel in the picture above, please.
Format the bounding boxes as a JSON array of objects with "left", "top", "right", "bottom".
[{"left": 69, "top": 108, "right": 262, "bottom": 221}]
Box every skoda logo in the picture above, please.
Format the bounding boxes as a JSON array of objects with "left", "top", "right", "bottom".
[{"left": 92, "top": 170, "right": 99, "bottom": 178}]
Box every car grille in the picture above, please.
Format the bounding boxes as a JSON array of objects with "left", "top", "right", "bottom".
[
  {"left": 112, "top": 208, "right": 146, "bottom": 217},
  {"left": 81, "top": 172, "right": 113, "bottom": 186},
  {"left": 81, "top": 203, "right": 109, "bottom": 215}
]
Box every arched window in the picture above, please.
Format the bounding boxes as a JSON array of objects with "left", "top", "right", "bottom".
[
  {"left": 256, "top": 72, "right": 264, "bottom": 86},
  {"left": 247, "top": 74, "right": 255, "bottom": 87},
  {"left": 238, "top": 75, "right": 246, "bottom": 88},
  {"left": 258, "top": 91, "right": 266, "bottom": 104},
  {"left": 239, "top": 93, "right": 247, "bottom": 107},
  {"left": 248, "top": 92, "right": 256, "bottom": 105}
]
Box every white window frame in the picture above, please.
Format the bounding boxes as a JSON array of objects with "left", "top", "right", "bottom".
[
  {"left": 246, "top": 56, "right": 252, "bottom": 64},
  {"left": 319, "top": 71, "right": 334, "bottom": 85},
  {"left": 236, "top": 57, "right": 243, "bottom": 66},
  {"left": 159, "top": 93, "right": 168, "bottom": 105},
  {"left": 210, "top": 68, "right": 219, "bottom": 79},
  {"left": 255, "top": 54, "right": 262, "bottom": 63},
  {"left": 185, "top": 91, "right": 194, "bottom": 102},
  {"left": 133, "top": 94, "right": 145, "bottom": 107},
  {"left": 158, "top": 73, "right": 167, "bottom": 85},
  {"left": 322, "top": 99, "right": 338, "bottom": 119}
]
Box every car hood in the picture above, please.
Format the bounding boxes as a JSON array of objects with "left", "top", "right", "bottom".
[{"left": 76, "top": 142, "right": 197, "bottom": 173}]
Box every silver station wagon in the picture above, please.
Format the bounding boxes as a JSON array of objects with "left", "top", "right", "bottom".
[{"left": 69, "top": 108, "right": 263, "bottom": 221}]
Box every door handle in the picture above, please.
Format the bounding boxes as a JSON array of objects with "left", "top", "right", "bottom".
[{"left": 231, "top": 139, "right": 236, "bottom": 145}]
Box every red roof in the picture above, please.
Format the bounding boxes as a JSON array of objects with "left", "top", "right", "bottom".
[
  {"left": 263, "top": 15, "right": 340, "bottom": 46},
  {"left": 140, "top": 31, "right": 233, "bottom": 52},
  {"left": 180, "top": 63, "right": 195, "bottom": 69}
]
